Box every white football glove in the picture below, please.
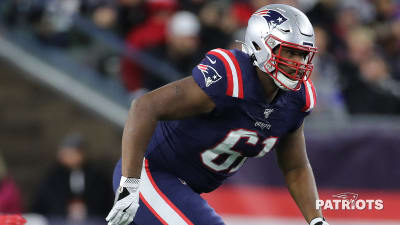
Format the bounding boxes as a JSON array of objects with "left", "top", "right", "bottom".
[
  {"left": 309, "top": 217, "right": 329, "bottom": 225},
  {"left": 106, "top": 176, "right": 140, "bottom": 225}
]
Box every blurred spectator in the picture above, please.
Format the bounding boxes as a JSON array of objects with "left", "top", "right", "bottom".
[
  {"left": 91, "top": 5, "right": 117, "bottom": 31},
  {"left": 230, "top": 1, "right": 252, "bottom": 28},
  {"left": 338, "top": 27, "right": 400, "bottom": 114},
  {"left": 359, "top": 56, "right": 400, "bottom": 107},
  {"left": 0, "top": 152, "right": 22, "bottom": 213},
  {"left": 375, "top": 16, "right": 400, "bottom": 81},
  {"left": 121, "top": 0, "right": 177, "bottom": 92},
  {"left": 115, "top": 0, "right": 146, "bottom": 37},
  {"left": 330, "top": 3, "right": 363, "bottom": 59},
  {"left": 199, "top": 1, "right": 236, "bottom": 51},
  {"left": 250, "top": 0, "right": 293, "bottom": 10},
  {"left": 179, "top": 0, "right": 207, "bottom": 14},
  {"left": 340, "top": 0, "right": 376, "bottom": 24},
  {"left": 310, "top": 26, "right": 347, "bottom": 121},
  {"left": 307, "top": 0, "right": 338, "bottom": 28},
  {"left": 372, "top": 0, "right": 399, "bottom": 23},
  {"left": 388, "top": 18, "right": 400, "bottom": 80},
  {"left": 143, "top": 10, "right": 203, "bottom": 90},
  {"left": 34, "top": 0, "right": 82, "bottom": 47},
  {"left": 31, "top": 133, "right": 113, "bottom": 223}
]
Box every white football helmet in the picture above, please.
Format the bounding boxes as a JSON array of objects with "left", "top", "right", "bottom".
[{"left": 242, "top": 4, "right": 317, "bottom": 91}]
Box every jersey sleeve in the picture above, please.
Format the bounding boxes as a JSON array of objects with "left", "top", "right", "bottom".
[
  {"left": 301, "top": 79, "right": 317, "bottom": 115},
  {"left": 192, "top": 48, "right": 244, "bottom": 111}
]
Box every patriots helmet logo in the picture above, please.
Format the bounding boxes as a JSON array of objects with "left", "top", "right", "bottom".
[
  {"left": 197, "top": 64, "right": 222, "bottom": 87},
  {"left": 254, "top": 9, "right": 288, "bottom": 29}
]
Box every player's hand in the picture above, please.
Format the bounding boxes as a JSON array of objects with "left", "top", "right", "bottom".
[
  {"left": 309, "top": 217, "right": 329, "bottom": 225},
  {"left": 106, "top": 176, "right": 140, "bottom": 225}
]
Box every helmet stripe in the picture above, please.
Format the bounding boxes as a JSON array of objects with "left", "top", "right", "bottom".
[{"left": 254, "top": 9, "right": 270, "bottom": 15}]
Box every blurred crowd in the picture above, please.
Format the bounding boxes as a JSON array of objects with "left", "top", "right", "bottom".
[
  {"left": 2, "top": 0, "right": 400, "bottom": 117},
  {"left": 0, "top": 133, "right": 113, "bottom": 225},
  {"left": 31, "top": 133, "right": 113, "bottom": 224}
]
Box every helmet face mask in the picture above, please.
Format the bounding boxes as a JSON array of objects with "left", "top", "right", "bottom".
[
  {"left": 265, "top": 35, "right": 317, "bottom": 91},
  {"left": 243, "top": 4, "right": 318, "bottom": 91}
]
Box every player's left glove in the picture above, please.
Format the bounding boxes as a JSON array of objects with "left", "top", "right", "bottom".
[
  {"left": 106, "top": 176, "right": 140, "bottom": 225},
  {"left": 309, "top": 217, "right": 329, "bottom": 225}
]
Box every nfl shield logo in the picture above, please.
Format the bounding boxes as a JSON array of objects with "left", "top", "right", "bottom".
[{"left": 264, "top": 108, "right": 274, "bottom": 119}]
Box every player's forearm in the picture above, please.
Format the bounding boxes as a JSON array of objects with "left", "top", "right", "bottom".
[
  {"left": 122, "top": 95, "right": 158, "bottom": 178},
  {"left": 283, "top": 163, "right": 323, "bottom": 223}
]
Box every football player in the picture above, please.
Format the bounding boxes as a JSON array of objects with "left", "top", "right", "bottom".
[{"left": 106, "top": 4, "right": 328, "bottom": 225}]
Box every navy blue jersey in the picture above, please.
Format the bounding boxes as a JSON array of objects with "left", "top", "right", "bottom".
[{"left": 145, "top": 48, "right": 316, "bottom": 193}]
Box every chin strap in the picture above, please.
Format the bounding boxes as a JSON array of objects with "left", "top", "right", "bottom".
[{"left": 272, "top": 71, "right": 300, "bottom": 91}]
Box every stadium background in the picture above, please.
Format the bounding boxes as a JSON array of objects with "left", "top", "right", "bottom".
[{"left": 1, "top": 0, "right": 400, "bottom": 224}]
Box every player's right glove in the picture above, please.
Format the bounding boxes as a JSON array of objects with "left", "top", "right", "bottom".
[
  {"left": 309, "top": 217, "right": 329, "bottom": 225},
  {"left": 106, "top": 176, "right": 140, "bottom": 225}
]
